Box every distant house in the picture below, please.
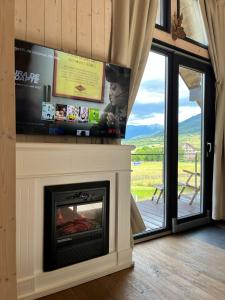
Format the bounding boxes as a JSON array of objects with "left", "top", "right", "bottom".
[{"left": 182, "top": 143, "right": 196, "bottom": 160}]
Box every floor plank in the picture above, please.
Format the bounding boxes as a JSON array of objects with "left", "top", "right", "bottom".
[{"left": 39, "top": 225, "right": 225, "bottom": 300}]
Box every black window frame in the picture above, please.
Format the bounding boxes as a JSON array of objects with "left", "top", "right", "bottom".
[
  {"left": 155, "top": 0, "right": 171, "bottom": 33},
  {"left": 133, "top": 44, "right": 172, "bottom": 241},
  {"left": 177, "top": 0, "right": 208, "bottom": 49},
  {"left": 133, "top": 40, "right": 215, "bottom": 241},
  {"left": 171, "top": 52, "right": 215, "bottom": 226}
]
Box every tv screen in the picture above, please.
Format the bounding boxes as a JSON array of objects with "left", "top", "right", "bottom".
[{"left": 15, "top": 40, "right": 131, "bottom": 138}]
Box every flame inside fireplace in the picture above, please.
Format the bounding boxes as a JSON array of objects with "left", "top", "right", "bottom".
[{"left": 56, "top": 205, "right": 101, "bottom": 237}]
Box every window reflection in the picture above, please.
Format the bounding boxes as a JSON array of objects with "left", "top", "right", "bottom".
[
  {"left": 179, "top": 0, "right": 208, "bottom": 46},
  {"left": 177, "top": 66, "right": 204, "bottom": 218}
]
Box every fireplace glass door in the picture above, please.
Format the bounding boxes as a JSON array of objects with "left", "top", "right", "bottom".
[{"left": 56, "top": 202, "right": 103, "bottom": 240}]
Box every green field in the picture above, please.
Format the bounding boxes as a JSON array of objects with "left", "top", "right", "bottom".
[
  {"left": 131, "top": 160, "right": 201, "bottom": 201},
  {"left": 124, "top": 132, "right": 202, "bottom": 201}
]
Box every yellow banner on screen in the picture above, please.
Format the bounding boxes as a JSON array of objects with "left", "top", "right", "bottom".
[{"left": 54, "top": 51, "right": 104, "bottom": 102}]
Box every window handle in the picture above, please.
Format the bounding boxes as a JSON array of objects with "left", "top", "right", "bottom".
[{"left": 206, "top": 142, "right": 212, "bottom": 157}]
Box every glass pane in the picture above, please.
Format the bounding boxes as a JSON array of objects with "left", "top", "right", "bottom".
[
  {"left": 156, "top": 0, "right": 167, "bottom": 26},
  {"left": 124, "top": 51, "right": 167, "bottom": 233},
  {"left": 177, "top": 66, "right": 204, "bottom": 219},
  {"left": 156, "top": 0, "right": 162, "bottom": 25},
  {"left": 180, "top": 0, "right": 208, "bottom": 46},
  {"left": 56, "top": 202, "right": 102, "bottom": 238}
]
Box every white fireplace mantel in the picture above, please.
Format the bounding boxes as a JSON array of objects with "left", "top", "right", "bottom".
[{"left": 16, "top": 142, "right": 134, "bottom": 300}]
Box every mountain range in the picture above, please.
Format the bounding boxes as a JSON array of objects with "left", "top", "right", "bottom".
[{"left": 125, "top": 114, "right": 201, "bottom": 140}]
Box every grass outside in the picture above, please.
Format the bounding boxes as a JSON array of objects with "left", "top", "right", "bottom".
[{"left": 132, "top": 160, "right": 201, "bottom": 201}]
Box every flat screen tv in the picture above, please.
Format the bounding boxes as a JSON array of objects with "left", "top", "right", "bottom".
[{"left": 15, "top": 39, "right": 131, "bottom": 138}]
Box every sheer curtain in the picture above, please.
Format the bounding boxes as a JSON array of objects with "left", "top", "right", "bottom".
[
  {"left": 109, "top": 0, "right": 158, "bottom": 234},
  {"left": 200, "top": 0, "right": 225, "bottom": 219}
]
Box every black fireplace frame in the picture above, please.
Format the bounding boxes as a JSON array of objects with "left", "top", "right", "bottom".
[{"left": 43, "top": 181, "right": 110, "bottom": 272}]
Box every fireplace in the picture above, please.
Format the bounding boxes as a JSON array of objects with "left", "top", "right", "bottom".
[{"left": 44, "top": 181, "right": 110, "bottom": 271}]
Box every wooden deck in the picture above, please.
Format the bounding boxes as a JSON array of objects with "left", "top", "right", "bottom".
[{"left": 136, "top": 197, "right": 201, "bottom": 231}]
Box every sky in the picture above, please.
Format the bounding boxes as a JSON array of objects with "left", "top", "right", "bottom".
[{"left": 127, "top": 51, "right": 202, "bottom": 127}]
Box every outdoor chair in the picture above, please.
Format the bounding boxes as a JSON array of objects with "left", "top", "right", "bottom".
[
  {"left": 152, "top": 169, "right": 200, "bottom": 205},
  {"left": 151, "top": 184, "right": 164, "bottom": 204},
  {"left": 178, "top": 169, "right": 200, "bottom": 205}
]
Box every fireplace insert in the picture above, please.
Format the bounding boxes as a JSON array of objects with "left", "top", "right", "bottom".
[{"left": 44, "top": 181, "right": 109, "bottom": 271}]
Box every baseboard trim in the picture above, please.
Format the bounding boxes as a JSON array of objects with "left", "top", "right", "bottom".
[{"left": 17, "top": 250, "right": 133, "bottom": 300}]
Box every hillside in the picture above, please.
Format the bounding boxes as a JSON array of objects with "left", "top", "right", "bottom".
[
  {"left": 179, "top": 114, "right": 201, "bottom": 135},
  {"left": 124, "top": 114, "right": 201, "bottom": 148},
  {"left": 125, "top": 124, "right": 163, "bottom": 139},
  {"left": 125, "top": 114, "right": 201, "bottom": 140}
]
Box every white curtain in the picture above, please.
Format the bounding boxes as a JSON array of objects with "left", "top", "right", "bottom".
[
  {"left": 200, "top": 0, "right": 225, "bottom": 219},
  {"left": 110, "top": 0, "right": 158, "bottom": 233}
]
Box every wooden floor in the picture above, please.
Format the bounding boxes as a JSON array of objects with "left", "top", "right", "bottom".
[
  {"left": 137, "top": 198, "right": 200, "bottom": 231},
  {"left": 39, "top": 225, "right": 225, "bottom": 300}
]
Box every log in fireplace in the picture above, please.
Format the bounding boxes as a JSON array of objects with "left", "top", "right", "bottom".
[{"left": 44, "top": 181, "right": 110, "bottom": 271}]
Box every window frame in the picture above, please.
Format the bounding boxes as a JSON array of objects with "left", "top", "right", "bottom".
[
  {"left": 133, "top": 44, "right": 172, "bottom": 242},
  {"left": 171, "top": 52, "right": 215, "bottom": 227},
  {"left": 155, "top": 0, "right": 171, "bottom": 33},
  {"left": 133, "top": 40, "right": 215, "bottom": 242},
  {"left": 177, "top": 0, "right": 208, "bottom": 49}
]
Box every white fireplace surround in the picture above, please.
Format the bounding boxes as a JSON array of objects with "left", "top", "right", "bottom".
[{"left": 16, "top": 143, "right": 134, "bottom": 300}]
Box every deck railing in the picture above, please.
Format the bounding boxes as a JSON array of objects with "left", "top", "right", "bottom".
[{"left": 131, "top": 152, "right": 200, "bottom": 202}]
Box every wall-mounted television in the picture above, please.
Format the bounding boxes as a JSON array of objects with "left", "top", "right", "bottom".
[{"left": 15, "top": 40, "right": 131, "bottom": 138}]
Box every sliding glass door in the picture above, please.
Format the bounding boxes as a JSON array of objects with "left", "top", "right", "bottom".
[
  {"left": 172, "top": 54, "right": 214, "bottom": 232},
  {"left": 128, "top": 49, "right": 168, "bottom": 234},
  {"left": 125, "top": 43, "right": 214, "bottom": 240}
]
